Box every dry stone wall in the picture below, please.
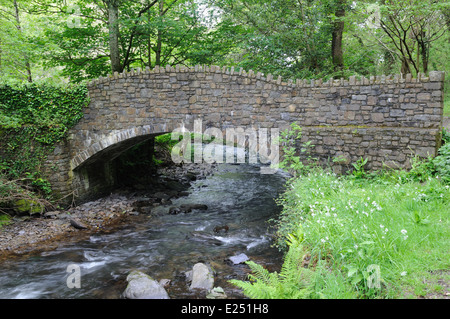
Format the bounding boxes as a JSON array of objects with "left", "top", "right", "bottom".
[{"left": 44, "top": 65, "right": 445, "bottom": 202}]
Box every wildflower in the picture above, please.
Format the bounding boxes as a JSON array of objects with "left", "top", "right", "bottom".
[
  {"left": 401, "top": 229, "right": 407, "bottom": 235},
  {"left": 354, "top": 244, "right": 358, "bottom": 249},
  {"left": 380, "top": 224, "right": 384, "bottom": 229},
  {"left": 401, "top": 271, "right": 407, "bottom": 276}
]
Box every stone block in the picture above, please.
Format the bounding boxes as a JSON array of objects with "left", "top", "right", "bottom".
[
  {"left": 371, "top": 113, "right": 384, "bottom": 122},
  {"left": 429, "top": 71, "right": 445, "bottom": 82}
]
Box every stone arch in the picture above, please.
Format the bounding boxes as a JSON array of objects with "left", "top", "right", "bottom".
[{"left": 71, "top": 125, "right": 160, "bottom": 170}]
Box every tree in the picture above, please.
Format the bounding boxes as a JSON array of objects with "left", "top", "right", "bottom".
[
  {"left": 0, "top": 0, "right": 35, "bottom": 82},
  {"left": 211, "top": 0, "right": 335, "bottom": 79},
  {"left": 32, "top": 0, "right": 232, "bottom": 81},
  {"left": 359, "top": 0, "right": 449, "bottom": 75},
  {"left": 331, "top": 0, "right": 347, "bottom": 73}
]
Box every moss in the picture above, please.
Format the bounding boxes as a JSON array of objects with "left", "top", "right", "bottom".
[{"left": 14, "top": 199, "right": 44, "bottom": 215}]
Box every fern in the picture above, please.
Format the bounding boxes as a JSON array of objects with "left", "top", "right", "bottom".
[{"left": 229, "top": 232, "right": 317, "bottom": 299}]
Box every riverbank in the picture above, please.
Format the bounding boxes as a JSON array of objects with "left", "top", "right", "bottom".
[
  {"left": 0, "top": 162, "right": 218, "bottom": 261},
  {"left": 269, "top": 167, "right": 450, "bottom": 299}
]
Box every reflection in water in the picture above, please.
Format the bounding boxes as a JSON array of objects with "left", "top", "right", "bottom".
[{"left": 0, "top": 163, "right": 287, "bottom": 299}]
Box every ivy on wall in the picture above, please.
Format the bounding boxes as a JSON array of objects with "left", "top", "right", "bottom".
[{"left": 0, "top": 83, "right": 89, "bottom": 199}]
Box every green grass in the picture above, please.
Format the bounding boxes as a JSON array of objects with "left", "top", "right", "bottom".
[{"left": 271, "top": 169, "right": 450, "bottom": 298}]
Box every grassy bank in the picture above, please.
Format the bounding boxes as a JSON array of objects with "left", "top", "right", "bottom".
[
  {"left": 273, "top": 169, "right": 449, "bottom": 298},
  {"left": 231, "top": 126, "right": 450, "bottom": 299}
]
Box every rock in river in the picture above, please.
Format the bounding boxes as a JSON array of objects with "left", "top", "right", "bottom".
[
  {"left": 69, "top": 219, "right": 89, "bottom": 230},
  {"left": 189, "top": 263, "right": 214, "bottom": 290},
  {"left": 228, "top": 253, "right": 249, "bottom": 265},
  {"left": 123, "top": 271, "right": 170, "bottom": 299}
]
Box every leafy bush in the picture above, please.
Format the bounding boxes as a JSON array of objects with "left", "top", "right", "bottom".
[{"left": 276, "top": 122, "right": 315, "bottom": 176}]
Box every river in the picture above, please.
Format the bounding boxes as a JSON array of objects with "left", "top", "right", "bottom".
[{"left": 0, "top": 161, "right": 288, "bottom": 299}]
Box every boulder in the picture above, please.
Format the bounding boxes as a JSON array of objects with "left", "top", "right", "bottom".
[
  {"left": 13, "top": 199, "right": 44, "bottom": 216},
  {"left": 228, "top": 253, "right": 249, "bottom": 265},
  {"left": 123, "top": 271, "right": 170, "bottom": 299},
  {"left": 189, "top": 263, "right": 214, "bottom": 290}
]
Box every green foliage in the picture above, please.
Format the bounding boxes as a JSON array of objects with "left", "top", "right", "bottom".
[
  {"left": 273, "top": 166, "right": 450, "bottom": 298},
  {"left": 276, "top": 122, "right": 315, "bottom": 176},
  {"left": 155, "top": 133, "right": 182, "bottom": 151},
  {"left": 229, "top": 230, "right": 317, "bottom": 299},
  {"left": 434, "top": 143, "right": 450, "bottom": 184},
  {"left": 350, "top": 157, "right": 368, "bottom": 179},
  {"left": 0, "top": 83, "right": 88, "bottom": 200}
]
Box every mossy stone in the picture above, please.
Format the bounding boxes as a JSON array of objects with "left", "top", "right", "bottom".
[{"left": 14, "top": 199, "right": 43, "bottom": 215}]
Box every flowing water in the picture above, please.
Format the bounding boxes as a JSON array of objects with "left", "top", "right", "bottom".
[{"left": 0, "top": 162, "right": 288, "bottom": 299}]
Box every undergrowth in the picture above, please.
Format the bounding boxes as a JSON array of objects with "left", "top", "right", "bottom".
[{"left": 230, "top": 123, "right": 450, "bottom": 299}]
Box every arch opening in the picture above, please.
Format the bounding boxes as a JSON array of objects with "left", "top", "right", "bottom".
[{"left": 72, "top": 133, "right": 166, "bottom": 203}]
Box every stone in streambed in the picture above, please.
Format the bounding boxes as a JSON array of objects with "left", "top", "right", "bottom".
[
  {"left": 206, "top": 287, "right": 227, "bottom": 299},
  {"left": 228, "top": 253, "right": 249, "bottom": 265},
  {"left": 69, "top": 219, "right": 89, "bottom": 230},
  {"left": 123, "top": 271, "right": 170, "bottom": 299},
  {"left": 189, "top": 263, "right": 214, "bottom": 290},
  {"left": 169, "top": 204, "right": 208, "bottom": 215}
]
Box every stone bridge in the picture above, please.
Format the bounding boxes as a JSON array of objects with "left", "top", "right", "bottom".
[{"left": 43, "top": 65, "right": 445, "bottom": 203}]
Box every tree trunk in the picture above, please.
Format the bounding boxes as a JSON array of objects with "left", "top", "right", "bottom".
[
  {"left": 332, "top": 0, "right": 346, "bottom": 73},
  {"left": 13, "top": 0, "right": 32, "bottom": 82},
  {"left": 106, "top": 0, "right": 122, "bottom": 73},
  {"left": 401, "top": 57, "right": 411, "bottom": 76},
  {"left": 155, "top": 0, "right": 164, "bottom": 66},
  {"left": 420, "top": 41, "right": 429, "bottom": 74},
  {"left": 147, "top": 2, "right": 152, "bottom": 67}
]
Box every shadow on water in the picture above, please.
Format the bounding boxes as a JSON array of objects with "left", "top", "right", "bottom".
[{"left": 0, "top": 163, "right": 288, "bottom": 299}]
